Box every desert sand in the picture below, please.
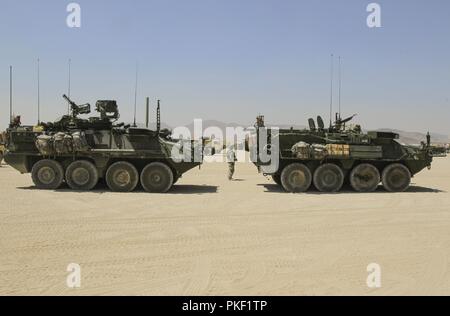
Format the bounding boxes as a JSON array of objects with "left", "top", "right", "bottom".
[{"left": 0, "top": 156, "right": 449, "bottom": 296}]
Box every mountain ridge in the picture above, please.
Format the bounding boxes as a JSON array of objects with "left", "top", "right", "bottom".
[{"left": 133, "top": 119, "right": 449, "bottom": 144}]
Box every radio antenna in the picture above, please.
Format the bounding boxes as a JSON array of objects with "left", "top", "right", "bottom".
[
  {"left": 329, "top": 54, "right": 334, "bottom": 128},
  {"left": 132, "top": 62, "right": 138, "bottom": 127},
  {"left": 338, "top": 56, "right": 342, "bottom": 120},
  {"left": 67, "top": 58, "right": 71, "bottom": 115},
  {"left": 9, "top": 66, "right": 13, "bottom": 125},
  {"left": 37, "top": 58, "right": 40, "bottom": 124}
]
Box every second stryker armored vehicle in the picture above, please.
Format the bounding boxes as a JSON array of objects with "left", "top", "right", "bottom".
[
  {"left": 248, "top": 114, "right": 433, "bottom": 193},
  {"left": 4, "top": 95, "right": 209, "bottom": 192}
]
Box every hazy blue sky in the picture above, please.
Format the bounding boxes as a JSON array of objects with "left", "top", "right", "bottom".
[{"left": 0, "top": 0, "right": 449, "bottom": 135}]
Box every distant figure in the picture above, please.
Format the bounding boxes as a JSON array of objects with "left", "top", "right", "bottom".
[{"left": 226, "top": 146, "right": 237, "bottom": 180}]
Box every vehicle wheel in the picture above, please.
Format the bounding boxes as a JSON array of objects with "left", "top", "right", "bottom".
[
  {"left": 382, "top": 163, "right": 411, "bottom": 192},
  {"left": 106, "top": 161, "right": 139, "bottom": 192},
  {"left": 350, "top": 163, "right": 380, "bottom": 192},
  {"left": 313, "top": 163, "right": 344, "bottom": 192},
  {"left": 31, "top": 159, "right": 64, "bottom": 189},
  {"left": 272, "top": 174, "right": 282, "bottom": 186},
  {"left": 65, "top": 160, "right": 99, "bottom": 191},
  {"left": 140, "top": 162, "right": 174, "bottom": 193},
  {"left": 280, "top": 163, "right": 312, "bottom": 192}
]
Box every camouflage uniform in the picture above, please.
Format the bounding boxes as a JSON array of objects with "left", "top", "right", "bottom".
[{"left": 226, "top": 148, "right": 237, "bottom": 180}]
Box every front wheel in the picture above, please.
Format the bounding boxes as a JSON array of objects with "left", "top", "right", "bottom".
[
  {"left": 31, "top": 159, "right": 64, "bottom": 190},
  {"left": 140, "top": 162, "right": 174, "bottom": 193},
  {"left": 65, "top": 160, "right": 99, "bottom": 191},
  {"left": 382, "top": 163, "right": 411, "bottom": 192}
]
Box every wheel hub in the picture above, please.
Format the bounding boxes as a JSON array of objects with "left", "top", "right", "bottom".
[
  {"left": 357, "top": 172, "right": 373, "bottom": 182},
  {"left": 323, "top": 171, "right": 337, "bottom": 185},
  {"left": 72, "top": 167, "right": 90, "bottom": 186},
  {"left": 152, "top": 173, "right": 162, "bottom": 183},
  {"left": 114, "top": 170, "right": 130, "bottom": 186},
  {"left": 38, "top": 167, "right": 55, "bottom": 184},
  {"left": 290, "top": 170, "right": 306, "bottom": 185},
  {"left": 390, "top": 171, "right": 403, "bottom": 186}
]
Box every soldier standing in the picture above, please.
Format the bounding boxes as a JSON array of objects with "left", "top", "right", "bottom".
[{"left": 226, "top": 146, "right": 237, "bottom": 180}]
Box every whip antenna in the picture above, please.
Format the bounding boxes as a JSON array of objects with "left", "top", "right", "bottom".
[
  {"left": 67, "top": 58, "right": 71, "bottom": 115},
  {"left": 338, "top": 56, "right": 342, "bottom": 120},
  {"left": 132, "top": 63, "right": 138, "bottom": 127},
  {"left": 9, "top": 66, "right": 13, "bottom": 125},
  {"left": 329, "top": 54, "right": 334, "bottom": 128},
  {"left": 37, "top": 58, "right": 40, "bottom": 124}
]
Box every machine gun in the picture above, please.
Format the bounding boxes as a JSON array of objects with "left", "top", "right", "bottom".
[
  {"left": 63, "top": 94, "right": 91, "bottom": 118},
  {"left": 332, "top": 113, "right": 357, "bottom": 132}
]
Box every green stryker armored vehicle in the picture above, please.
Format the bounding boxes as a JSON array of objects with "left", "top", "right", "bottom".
[
  {"left": 247, "top": 114, "right": 433, "bottom": 193},
  {"left": 4, "top": 95, "right": 209, "bottom": 192}
]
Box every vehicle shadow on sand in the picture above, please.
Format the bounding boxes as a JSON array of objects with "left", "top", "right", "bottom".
[
  {"left": 258, "top": 183, "right": 445, "bottom": 194},
  {"left": 18, "top": 182, "right": 218, "bottom": 195}
]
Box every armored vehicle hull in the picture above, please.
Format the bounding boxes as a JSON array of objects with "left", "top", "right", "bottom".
[
  {"left": 249, "top": 115, "right": 433, "bottom": 193},
  {"left": 4, "top": 96, "right": 207, "bottom": 192}
]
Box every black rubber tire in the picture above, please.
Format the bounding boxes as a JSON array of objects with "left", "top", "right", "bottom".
[
  {"left": 382, "top": 163, "right": 411, "bottom": 192},
  {"left": 31, "top": 159, "right": 64, "bottom": 190},
  {"left": 106, "top": 161, "right": 139, "bottom": 192},
  {"left": 272, "top": 174, "right": 282, "bottom": 186},
  {"left": 313, "top": 163, "right": 344, "bottom": 192},
  {"left": 350, "top": 163, "right": 380, "bottom": 192},
  {"left": 140, "top": 162, "right": 174, "bottom": 193},
  {"left": 65, "top": 160, "right": 99, "bottom": 191},
  {"left": 280, "top": 163, "right": 312, "bottom": 192}
]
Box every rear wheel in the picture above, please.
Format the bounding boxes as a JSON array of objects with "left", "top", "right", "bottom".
[
  {"left": 106, "top": 161, "right": 139, "bottom": 192},
  {"left": 350, "top": 163, "right": 380, "bottom": 192},
  {"left": 272, "top": 174, "right": 281, "bottom": 186},
  {"left": 280, "top": 163, "right": 312, "bottom": 192},
  {"left": 140, "top": 162, "right": 174, "bottom": 193},
  {"left": 382, "top": 163, "right": 411, "bottom": 192},
  {"left": 313, "top": 163, "right": 344, "bottom": 192},
  {"left": 31, "top": 159, "right": 64, "bottom": 189},
  {"left": 65, "top": 160, "right": 99, "bottom": 191}
]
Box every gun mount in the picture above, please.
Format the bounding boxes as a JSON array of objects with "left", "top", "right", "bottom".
[{"left": 63, "top": 94, "right": 91, "bottom": 118}]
